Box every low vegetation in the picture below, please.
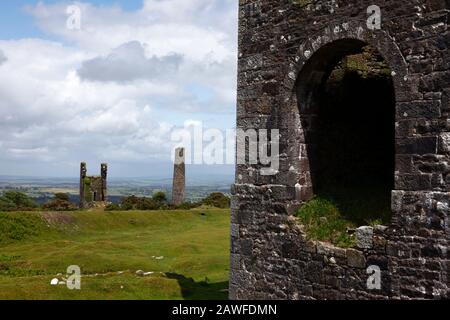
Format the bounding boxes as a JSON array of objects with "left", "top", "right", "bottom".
[
  {"left": 43, "top": 193, "right": 78, "bottom": 211},
  {"left": 295, "top": 197, "right": 356, "bottom": 248},
  {"left": 0, "top": 212, "right": 50, "bottom": 244},
  {"left": 0, "top": 191, "right": 37, "bottom": 212},
  {"left": 201, "top": 193, "right": 231, "bottom": 209},
  {"left": 295, "top": 189, "right": 391, "bottom": 248},
  {"left": 106, "top": 192, "right": 230, "bottom": 212},
  {"left": 0, "top": 191, "right": 231, "bottom": 212},
  {"left": 0, "top": 208, "right": 230, "bottom": 300}
]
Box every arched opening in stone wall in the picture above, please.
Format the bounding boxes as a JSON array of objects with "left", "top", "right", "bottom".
[{"left": 296, "top": 39, "right": 395, "bottom": 232}]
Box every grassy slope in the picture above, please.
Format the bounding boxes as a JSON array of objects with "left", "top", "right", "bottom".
[{"left": 0, "top": 209, "right": 230, "bottom": 300}]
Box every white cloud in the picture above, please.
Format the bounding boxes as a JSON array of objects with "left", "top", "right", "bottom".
[
  {"left": 0, "top": 49, "right": 7, "bottom": 65},
  {"left": 77, "top": 41, "right": 183, "bottom": 83},
  {"left": 0, "top": 0, "right": 238, "bottom": 176}
]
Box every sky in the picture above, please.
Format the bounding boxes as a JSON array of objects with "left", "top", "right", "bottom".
[{"left": 0, "top": 0, "right": 238, "bottom": 178}]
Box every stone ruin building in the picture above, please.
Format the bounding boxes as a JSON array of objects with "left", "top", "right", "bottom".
[
  {"left": 80, "top": 162, "right": 108, "bottom": 209},
  {"left": 231, "top": 0, "right": 449, "bottom": 299},
  {"left": 172, "top": 148, "right": 186, "bottom": 206}
]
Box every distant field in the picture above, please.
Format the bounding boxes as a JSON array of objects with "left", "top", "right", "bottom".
[
  {"left": 0, "top": 209, "right": 230, "bottom": 300},
  {"left": 39, "top": 188, "right": 78, "bottom": 194}
]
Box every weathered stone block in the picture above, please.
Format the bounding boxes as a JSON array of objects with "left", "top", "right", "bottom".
[
  {"left": 373, "top": 236, "right": 387, "bottom": 252},
  {"left": 347, "top": 249, "right": 366, "bottom": 268},
  {"left": 356, "top": 226, "right": 374, "bottom": 249},
  {"left": 397, "top": 101, "right": 441, "bottom": 119},
  {"left": 304, "top": 241, "right": 317, "bottom": 254},
  {"left": 439, "top": 132, "right": 450, "bottom": 153},
  {"left": 397, "top": 137, "right": 438, "bottom": 155},
  {"left": 317, "top": 242, "right": 346, "bottom": 258}
]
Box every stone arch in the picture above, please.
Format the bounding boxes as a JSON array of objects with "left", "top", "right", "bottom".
[
  {"left": 279, "top": 21, "right": 409, "bottom": 215},
  {"left": 282, "top": 21, "right": 409, "bottom": 96}
]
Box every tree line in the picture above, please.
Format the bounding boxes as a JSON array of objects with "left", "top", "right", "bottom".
[{"left": 0, "top": 191, "right": 230, "bottom": 212}]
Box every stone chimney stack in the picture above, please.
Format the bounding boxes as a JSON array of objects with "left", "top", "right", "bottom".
[
  {"left": 80, "top": 162, "right": 87, "bottom": 209},
  {"left": 101, "top": 163, "right": 108, "bottom": 202},
  {"left": 172, "top": 148, "right": 186, "bottom": 206}
]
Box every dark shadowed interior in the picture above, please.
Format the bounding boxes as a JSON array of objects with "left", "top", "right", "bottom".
[{"left": 297, "top": 41, "right": 395, "bottom": 225}]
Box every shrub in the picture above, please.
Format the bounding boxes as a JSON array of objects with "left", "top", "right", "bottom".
[
  {"left": 54, "top": 193, "right": 70, "bottom": 202},
  {"left": 42, "top": 193, "right": 77, "bottom": 211},
  {"left": 120, "top": 196, "right": 159, "bottom": 211},
  {"left": 201, "top": 193, "right": 230, "bottom": 209},
  {"left": 152, "top": 191, "right": 167, "bottom": 206},
  {"left": 0, "top": 197, "right": 16, "bottom": 212},
  {"left": 120, "top": 195, "right": 139, "bottom": 210},
  {"left": 0, "top": 192, "right": 37, "bottom": 211},
  {"left": 136, "top": 197, "right": 158, "bottom": 210}
]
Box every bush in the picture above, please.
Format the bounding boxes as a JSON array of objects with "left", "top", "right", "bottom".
[
  {"left": 136, "top": 197, "right": 158, "bottom": 210},
  {"left": 120, "top": 196, "right": 159, "bottom": 211},
  {"left": 42, "top": 193, "right": 77, "bottom": 211},
  {"left": 152, "top": 191, "right": 167, "bottom": 206},
  {"left": 0, "top": 192, "right": 37, "bottom": 211},
  {"left": 201, "top": 193, "right": 230, "bottom": 209},
  {"left": 54, "top": 193, "right": 70, "bottom": 202},
  {"left": 0, "top": 197, "right": 16, "bottom": 212},
  {"left": 115, "top": 193, "right": 229, "bottom": 211},
  {"left": 120, "top": 195, "right": 139, "bottom": 210}
]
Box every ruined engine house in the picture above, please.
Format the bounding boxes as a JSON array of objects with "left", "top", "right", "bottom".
[{"left": 80, "top": 162, "right": 108, "bottom": 209}]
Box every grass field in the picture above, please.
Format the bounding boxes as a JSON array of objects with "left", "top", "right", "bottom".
[{"left": 0, "top": 209, "right": 230, "bottom": 300}]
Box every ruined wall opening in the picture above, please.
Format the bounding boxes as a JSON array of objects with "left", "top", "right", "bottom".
[{"left": 296, "top": 39, "right": 395, "bottom": 229}]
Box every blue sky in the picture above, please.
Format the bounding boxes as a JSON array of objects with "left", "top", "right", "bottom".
[
  {"left": 0, "top": 0, "right": 238, "bottom": 178},
  {"left": 0, "top": 0, "right": 141, "bottom": 38}
]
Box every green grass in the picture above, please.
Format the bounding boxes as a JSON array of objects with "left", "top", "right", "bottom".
[
  {"left": 295, "top": 197, "right": 356, "bottom": 248},
  {"left": 295, "top": 187, "right": 392, "bottom": 248},
  {"left": 0, "top": 209, "right": 230, "bottom": 300}
]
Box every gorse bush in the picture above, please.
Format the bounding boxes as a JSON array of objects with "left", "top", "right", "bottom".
[
  {"left": 201, "top": 193, "right": 230, "bottom": 209},
  {"left": 136, "top": 197, "right": 159, "bottom": 210},
  {"left": 118, "top": 193, "right": 164, "bottom": 211},
  {"left": 108, "top": 192, "right": 230, "bottom": 211},
  {"left": 152, "top": 191, "right": 167, "bottom": 206},
  {"left": 0, "top": 197, "right": 15, "bottom": 211},
  {"left": 0, "top": 192, "right": 37, "bottom": 211},
  {"left": 42, "top": 193, "right": 77, "bottom": 211},
  {"left": 54, "top": 193, "right": 70, "bottom": 202}
]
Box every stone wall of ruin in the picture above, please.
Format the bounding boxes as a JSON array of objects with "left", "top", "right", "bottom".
[{"left": 231, "top": 0, "right": 449, "bottom": 300}]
